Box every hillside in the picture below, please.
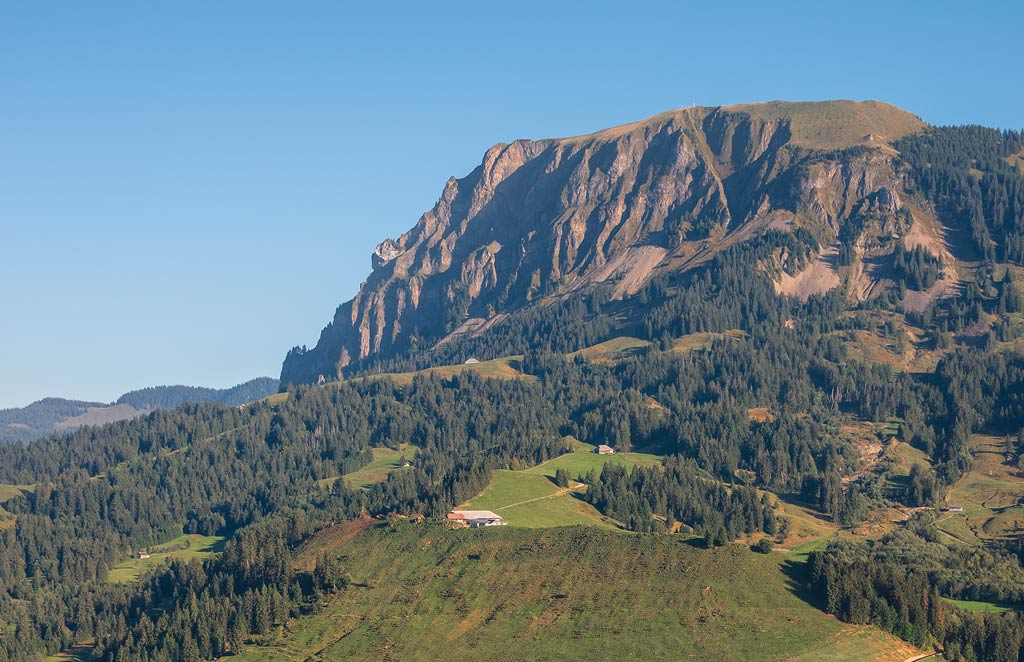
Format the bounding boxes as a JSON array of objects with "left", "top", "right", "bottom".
[
  {"left": 0, "top": 377, "right": 278, "bottom": 443},
  {"left": 0, "top": 397, "right": 107, "bottom": 444},
  {"left": 282, "top": 99, "right": 938, "bottom": 385},
  {"left": 6, "top": 314, "right": 1023, "bottom": 660},
  {"left": 235, "top": 522, "right": 922, "bottom": 662}
]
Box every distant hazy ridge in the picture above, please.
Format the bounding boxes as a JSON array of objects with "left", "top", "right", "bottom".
[{"left": 0, "top": 377, "right": 279, "bottom": 443}]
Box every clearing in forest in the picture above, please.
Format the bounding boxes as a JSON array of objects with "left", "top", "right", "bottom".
[
  {"left": 671, "top": 329, "right": 747, "bottom": 353},
  {"left": 941, "top": 434, "right": 1024, "bottom": 544},
  {"left": 944, "top": 598, "right": 1016, "bottom": 614},
  {"left": 106, "top": 533, "right": 226, "bottom": 583},
  {"left": 0, "top": 482, "right": 34, "bottom": 523},
  {"left": 458, "top": 445, "right": 663, "bottom": 528},
  {"left": 318, "top": 444, "right": 416, "bottom": 491},
  {"left": 567, "top": 336, "right": 651, "bottom": 362},
  {"left": 458, "top": 469, "right": 610, "bottom": 528}
]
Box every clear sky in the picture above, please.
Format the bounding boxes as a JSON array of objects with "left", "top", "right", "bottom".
[{"left": 1, "top": 1, "right": 1021, "bottom": 408}]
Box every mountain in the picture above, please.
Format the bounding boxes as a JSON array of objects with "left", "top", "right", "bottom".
[
  {"left": 3, "top": 101, "right": 1024, "bottom": 662},
  {"left": 0, "top": 397, "right": 106, "bottom": 444},
  {"left": 0, "top": 377, "right": 279, "bottom": 443},
  {"left": 282, "top": 99, "right": 955, "bottom": 385}
]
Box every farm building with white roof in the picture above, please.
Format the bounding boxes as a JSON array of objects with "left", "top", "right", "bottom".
[{"left": 447, "top": 510, "right": 506, "bottom": 527}]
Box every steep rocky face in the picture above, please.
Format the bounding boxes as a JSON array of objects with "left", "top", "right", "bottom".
[{"left": 281, "top": 101, "right": 927, "bottom": 385}]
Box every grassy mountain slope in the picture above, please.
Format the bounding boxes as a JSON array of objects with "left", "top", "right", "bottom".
[
  {"left": 236, "top": 523, "right": 922, "bottom": 661},
  {"left": 724, "top": 99, "right": 925, "bottom": 150}
]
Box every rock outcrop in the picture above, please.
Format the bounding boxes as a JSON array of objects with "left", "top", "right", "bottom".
[{"left": 281, "top": 100, "right": 928, "bottom": 385}]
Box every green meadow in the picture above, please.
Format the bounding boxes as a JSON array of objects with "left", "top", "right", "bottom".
[
  {"left": 457, "top": 446, "right": 664, "bottom": 528},
  {"left": 0, "top": 482, "right": 34, "bottom": 525},
  {"left": 316, "top": 443, "right": 416, "bottom": 491},
  {"left": 945, "top": 598, "right": 1016, "bottom": 614},
  {"left": 233, "top": 522, "right": 922, "bottom": 662},
  {"left": 106, "top": 533, "right": 226, "bottom": 583},
  {"left": 523, "top": 446, "right": 663, "bottom": 479}
]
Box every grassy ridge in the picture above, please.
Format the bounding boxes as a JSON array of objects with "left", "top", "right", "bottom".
[
  {"left": 723, "top": 100, "right": 926, "bottom": 151},
  {"left": 264, "top": 330, "right": 748, "bottom": 410},
  {"left": 235, "top": 523, "right": 921, "bottom": 661},
  {"left": 259, "top": 357, "right": 532, "bottom": 407},
  {"left": 359, "top": 356, "right": 533, "bottom": 387}
]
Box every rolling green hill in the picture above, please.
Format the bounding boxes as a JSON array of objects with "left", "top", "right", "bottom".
[{"left": 234, "top": 522, "right": 922, "bottom": 661}]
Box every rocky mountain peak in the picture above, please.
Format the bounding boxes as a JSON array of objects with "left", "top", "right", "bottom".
[{"left": 281, "top": 100, "right": 930, "bottom": 385}]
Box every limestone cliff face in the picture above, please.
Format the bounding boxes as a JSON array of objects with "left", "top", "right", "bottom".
[{"left": 281, "top": 101, "right": 927, "bottom": 385}]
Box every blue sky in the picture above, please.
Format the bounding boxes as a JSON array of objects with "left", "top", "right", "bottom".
[{"left": 1, "top": 1, "right": 1022, "bottom": 408}]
